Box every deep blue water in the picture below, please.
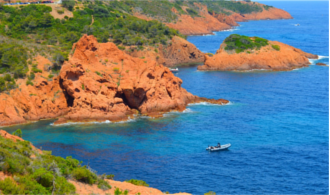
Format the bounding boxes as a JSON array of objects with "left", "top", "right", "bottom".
[{"left": 3, "top": 1, "right": 329, "bottom": 194}]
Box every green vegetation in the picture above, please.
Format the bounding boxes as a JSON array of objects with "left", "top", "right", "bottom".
[
  {"left": 263, "top": 5, "right": 274, "bottom": 10},
  {"left": 224, "top": 34, "right": 269, "bottom": 53},
  {"left": 272, "top": 44, "right": 280, "bottom": 51},
  {"left": 0, "top": 3, "right": 184, "bottom": 49},
  {"left": 12, "top": 129, "right": 22, "bottom": 138},
  {"left": 0, "top": 74, "right": 17, "bottom": 92},
  {"left": 202, "top": 0, "right": 263, "bottom": 15},
  {"left": 204, "top": 191, "right": 216, "bottom": 195},
  {"left": 115, "top": 188, "right": 128, "bottom": 195},
  {"left": 125, "top": 179, "right": 149, "bottom": 187},
  {"left": 0, "top": 130, "right": 114, "bottom": 194}
]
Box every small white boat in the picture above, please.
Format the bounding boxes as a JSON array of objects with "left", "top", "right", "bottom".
[
  {"left": 170, "top": 68, "right": 179, "bottom": 72},
  {"left": 206, "top": 143, "right": 231, "bottom": 151}
]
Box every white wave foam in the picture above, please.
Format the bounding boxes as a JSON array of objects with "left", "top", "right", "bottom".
[
  {"left": 308, "top": 58, "right": 317, "bottom": 64},
  {"left": 51, "top": 117, "right": 136, "bottom": 126},
  {"left": 318, "top": 55, "right": 329, "bottom": 59},
  {"left": 188, "top": 101, "right": 233, "bottom": 106},
  {"left": 221, "top": 28, "right": 239, "bottom": 32}
]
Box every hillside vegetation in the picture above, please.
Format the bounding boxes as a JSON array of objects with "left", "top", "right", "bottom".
[
  {"left": 0, "top": 130, "right": 114, "bottom": 194},
  {"left": 0, "top": 1, "right": 185, "bottom": 91},
  {"left": 224, "top": 34, "right": 269, "bottom": 53}
]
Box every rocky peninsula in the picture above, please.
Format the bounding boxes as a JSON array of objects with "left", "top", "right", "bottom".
[
  {"left": 0, "top": 35, "right": 228, "bottom": 127},
  {"left": 198, "top": 34, "right": 318, "bottom": 71},
  {"left": 165, "top": 2, "right": 293, "bottom": 36}
]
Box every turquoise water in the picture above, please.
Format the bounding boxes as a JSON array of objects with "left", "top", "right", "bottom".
[{"left": 3, "top": 1, "right": 329, "bottom": 194}]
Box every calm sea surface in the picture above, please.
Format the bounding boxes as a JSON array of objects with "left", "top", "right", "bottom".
[{"left": 4, "top": 1, "right": 329, "bottom": 194}]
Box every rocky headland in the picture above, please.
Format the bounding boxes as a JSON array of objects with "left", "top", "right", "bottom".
[
  {"left": 164, "top": 2, "right": 293, "bottom": 35},
  {"left": 198, "top": 34, "right": 318, "bottom": 71},
  {"left": 0, "top": 35, "right": 228, "bottom": 127}
]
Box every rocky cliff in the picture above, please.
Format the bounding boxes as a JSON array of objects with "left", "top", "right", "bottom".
[
  {"left": 198, "top": 37, "right": 318, "bottom": 71},
  {"left": 0, "top": 35, "right": 228, "bottom": 126},
  {"left": 127, "top": 36, "right": 204, "bottom": 67},
  {"left": 165, "top": 2, "right": 292, "bottom": 35}
]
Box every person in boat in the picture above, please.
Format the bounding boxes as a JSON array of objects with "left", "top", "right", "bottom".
[{"left": 217, "top": 143, "right": 221, "bottom": 148}]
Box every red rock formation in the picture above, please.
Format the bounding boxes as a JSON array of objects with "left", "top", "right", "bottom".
[
  {"left": 166, "top": 4, "right": 232, "bottom": 35},
  {"left": 316, "top": 63, "right": 328, "bottom": 66},
  {"left": 212, "top": 12, "right": 239, "bottom": 27},
  {"left": 198, "top": 40, "right": 318, "bottom": 71},
  {"left": 0, "top": 35, "right": 228, "bottom": 126},
  {"left": 127, "top": 36, "right": 204, "bottom": 67},
  {"left": 0, "top": 75, "right": 68, "bottom": 126},
  {"left": 56, "top": 35, "right": 227, "bottom": 124}
]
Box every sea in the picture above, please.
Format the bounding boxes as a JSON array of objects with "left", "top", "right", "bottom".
[{"left": 3, "top": 1, "right": 329, "bottom": 194}]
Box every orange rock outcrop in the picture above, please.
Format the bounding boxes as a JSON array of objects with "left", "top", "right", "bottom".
[
  {"left": 198, "top": 40, "right": 318, "bottom": 71},
  {"left": 166, "top": 4, "right": 232, "bottom": 35},
  {"left": 0, "top": 35, "right": 228, "bottom": 126},
  {"left": 127, "top": 36, "right": 204, "bottom": 67}
]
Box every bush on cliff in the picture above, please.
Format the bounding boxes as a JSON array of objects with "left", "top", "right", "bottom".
[
  {"left": 12, "top": 129, "right": 22, "bottom": 138},
  {"left": 272, "top": 44, "right": 280, "bottom": 51},
  {"left": 224, "top": 34, "right": 268, "bottom": 53},
  {"left": 126, "top": 179, "right": 149, "bottom": 187}
]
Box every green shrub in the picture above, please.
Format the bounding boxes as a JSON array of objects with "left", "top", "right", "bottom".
[
  {"left": 204, "top": 191, "right": 216, "bottom": 195},
  {"left": 125, "top": 179, "right": 149, "bottom": 187},
  {"left": 82, "top": 83, "right": 85, "bottom": 90},
  {"left": 113, "top": 67, "right": 119, "bottom": 72},
  {"left": 224, "top": 34, "right": 268, "bottom": 53},
  {"left": 26, "top": 80, "right": 34, "bottom": 86},
  {"left": 118, "top": 45, "right": 125, "bottom": 50},
  {"left": 154, "top": 48, "right": 158, "bottom": 53},
  {"left": 48, "top": 74, "right": 54, "bottom": 79},
  {"left": 72, "top": 167, "right": 97, "bottom": 185},
  {"left": 32, "top": 168, "right": 54, "bottom": 187},
  {"left": 12, "top": 129, "right": 22, "bottom": 138},
  {"left": 54, "top": 176, "right": 76, "bottom": 194},
  {"left": 106, "top": 174, "right": 115, "bottom": 180},
  {"left": 97, "top": 178, "right": 111, "bottom": 190},
  {"left": 115, "top": 187, "right": 128, "bottom": 195},
  {"left": 32, "top": 67, "right": 42, "bottom": 73},
  {"left": 272, "top": 45, "right": 280, "bottom": 51},
  {"left": 95, "top": 71, "right": 102, "bottom": 76},
  {"left": 29, "top": 72, "right": 35, "bottom": 80},
  {"left": 4, "top": 74, "right": 11, "bottom": 82},
  {"left": 57, "top": 9, "right": 64, "bottom": 14},
  {"left": 0, "top": 178, "right": 24, "bottom": 194}
]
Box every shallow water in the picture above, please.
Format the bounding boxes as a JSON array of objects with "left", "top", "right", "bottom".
[{"left": 3, "top": 1, "right": 329, "bottom": 194}]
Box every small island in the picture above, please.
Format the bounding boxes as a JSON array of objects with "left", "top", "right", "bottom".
[{"left": 198, "top": 34, "right": 318, "bottom": 71}]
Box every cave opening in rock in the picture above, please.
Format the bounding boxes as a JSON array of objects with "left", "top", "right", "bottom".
[
  {"left": 59, "top": 78, "right": 74, "bottom": 107},
  {"left": 115, "top": 91, "right": 131, "bottom": 109}
]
